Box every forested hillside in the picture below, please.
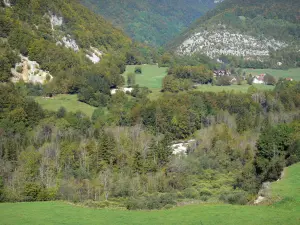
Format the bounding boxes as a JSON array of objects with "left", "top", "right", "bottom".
[
  {"left": 0, "top": 0, "right": 136, "bottom": 96},
  {"left": 80, "top": 0, "right": 217, "bottom": 46},
  {"left": 1, "top": 0, "right": 300, "bottom": 215},
  {"left": 171, "top": 0, "right": 300, "bottom": 66}
]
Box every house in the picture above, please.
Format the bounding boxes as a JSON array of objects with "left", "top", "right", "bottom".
[
  {"left": 213, "top": 70, "right": 231, "bottom": 77},
  {"left": 253, "top": 74, "right": 265, "bottom": 84},
  {"left": 111, "top": 87, "right": 133, "bottom": 95}
]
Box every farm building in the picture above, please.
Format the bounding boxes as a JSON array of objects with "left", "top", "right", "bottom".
[{"left": 253, "top": 74, "right": 265, "bottom": 84}]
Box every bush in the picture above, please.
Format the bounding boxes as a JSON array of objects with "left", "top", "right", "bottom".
[
  {"left": 183, "top": 188, "right": 199, "bottom": 199},
  {"left": 219, "top": 191, "right": 248, "bottom": 205},
  {"left": 164, "top": 204, "right": 174, "bottom": 209},
  {"left": 134, "top": 66, "right": 142, "bottom": 74},
  {"left": 199, "top": 188, "right": 213, "bottom": 197},
  {"left": 23, "top": 182, "right": 42, "bottom": 201},
  {"left": 16, "top": 65, "right": 23, "bottom": 73},
  {"left": 126, "top": 193, "right": 176, "bottom": 210},
  {"left": 216, "top": 76, "right": 231, "bottom": 86}
]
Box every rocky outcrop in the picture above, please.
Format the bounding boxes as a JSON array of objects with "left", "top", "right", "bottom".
[
  {"left": 86, "top": 47, "right": 103, "bottom": 64},
  {"left": 50, "top": 14, "right": 63, "bottom": 31},
  {"left": 11, "top": 55, "right": 53, "bottom": 84},
  {"left": 177, "top": 25, "right": 287, "bottom": 59},
  {"left": 3, "top": 0, "right": 11, "bottom": 7}
]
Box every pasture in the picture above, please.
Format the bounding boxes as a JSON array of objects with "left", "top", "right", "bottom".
[
  {"left": 34, "top": 94, "right": 96, "bottom": 118},
  {"left": 123, "top": 64, "right": 168, "bottom": 89},
  {"left": 195, "top": 84, "right": 274, "bottom": 93},
  {"left": 243, "top": 68, "right": 300, "bottom": 81},
  {"left": 1, "top": 163, "right": 300, "bottom": 225}
]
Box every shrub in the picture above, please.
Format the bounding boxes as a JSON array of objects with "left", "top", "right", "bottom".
[
  {"left": 125, "top": 193, "right": 176, "bottom": 210},
  {"left": 16, "top": 65, "right": 23, "bottom": 73},
  {"left": 199, "top": 188, "right": 213, "bottom": 197},
  {"left": 183, "top": 188, "right": 199, "bottom": 199},
  {"left": 23, "top": 182, "right": 42, "bottom": 201},
  {"left": 134, "top": 66, "right": 142, "bottom": 74},
  {"left": 220, "top": 191, "right": 248, "bottom": 205},
  {"left": 164, "top": 204, "right": 174, "bottom": 209}
]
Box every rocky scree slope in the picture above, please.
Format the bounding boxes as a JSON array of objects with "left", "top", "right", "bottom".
[{"left": 170, "top": 0, "right": 300, "bottom": 59}]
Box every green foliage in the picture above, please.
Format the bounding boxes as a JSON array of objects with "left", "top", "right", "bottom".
[
  {"left": 216, "top": 76, "right": 232, "bottom": 86},
  {"left": 255, "top": 123, "right": 300, "bottom": 182},
  {"left": 80, "top": 0, "right": 216, "bottom": 46},
  {"left": 0, "top": 41, "right": 19, "bottom": 82},
  {"left": 264, "top": 74, "right": 277, "bottom": 85},
  {"left": 168, "top": 65, "right": 213, "bottom": 84},
  {"left": 127, "top": 72, "right": 136, "bottom": 87}
]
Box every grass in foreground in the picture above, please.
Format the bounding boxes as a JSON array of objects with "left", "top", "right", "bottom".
[
  {"left": 243, "top": 68, "right": 300, "bottom": 81},
  {"left": 34, "top": 94, "right": 96, "bottom": 118},
  {"left": 123, "top": 65, "right": 168, "bottom": 89},
  {"left": 1, "top": 163, "right": 300, "bottom": 225}
]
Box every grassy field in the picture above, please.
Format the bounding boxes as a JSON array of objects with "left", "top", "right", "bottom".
[
  {"left": 195, "top": 84, "right": 274, "bottom": 93},
  {"left": 123, "top": 65, "right": 168, "bottom": 89},
  {"left": 34, "top": 94, "right": 96, "bottom": 118},
  {"left": 1, "top": 163, "right": 300, "bottom": 225},
  {"left": 243, "top": 68, "right": 300, "bottom": 81}
]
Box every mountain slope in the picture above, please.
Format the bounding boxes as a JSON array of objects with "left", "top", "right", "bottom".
[
  {"left": 0, "top": 0, "right": 131, "bottom": 92},
  {"left": 171, "top": 0, "right": 300, "bottom": 60},
  {"left": 80, "top": 0, "right": 218, "bottom": 46}
]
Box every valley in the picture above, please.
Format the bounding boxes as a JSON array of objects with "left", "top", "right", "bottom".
[{"left": 0, "top": 0, "right": 300, "bottom": 224}]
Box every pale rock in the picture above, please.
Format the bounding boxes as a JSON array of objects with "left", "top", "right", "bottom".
[
  {"left": 86, "top": 47, "right": 103, "bottom": 64},
  {"left": 177, "top": 26, "right": 287, "bottom": 59},
  {"left": 50, "top": 14, "right": 63, "bottom": 31},
  {"left": 111, "top": 88, "right": 133, "bottom": 95},
  {"left": 11, "top": 55, "right": 53, "bottom": 84},
  {"left": 3, "top": 0, "right": 11, "bottom": 7},
  {"left": 61, "top": 35, "right": 79, "bottom": 52}
]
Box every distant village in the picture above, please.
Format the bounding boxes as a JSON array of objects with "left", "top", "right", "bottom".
[{"left": 213, "top": 69, "right": 293, "bottom": 85}]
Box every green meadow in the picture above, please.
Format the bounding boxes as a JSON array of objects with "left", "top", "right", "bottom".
[
  {"left": 123, "top": 64, "right": 168, "bottom": 89},
  {"left": 34, "top": 94, "right": 96, "bottom": 118},
  {"left": 1, "top": 163, "right": 300, "bottom": 225},
  {"left": 243, "top": 68, "right": 300, "bottom": 81},
  {"left": 195, "top": 84, "right": 274, "bottom": 93}
]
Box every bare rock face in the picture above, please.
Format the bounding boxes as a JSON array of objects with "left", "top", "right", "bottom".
[
  {"left": 177, "top": 25, "right": 287, "bottom": 59},
  {"left": 50, "top": 14, "right": 63, "bottom": 30},
  {"left": 3, "top": 0, "right": 11, "bottom": 7},
  {"left": 11, "top": 55, "right": 53, "bottom": 84},
  {"left": 86, "top": 47, "right": 103, "bottom": 64},
  {"left": 61, "top": 35, "right": 80, "bottom": 52}
]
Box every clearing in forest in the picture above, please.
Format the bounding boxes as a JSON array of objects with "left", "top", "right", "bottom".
[
  {"left": 34, "top": 94, "right": 96, "bottom": 118},
  {"left": 123, "top": 64, "right": 168, "bottom": 89}
]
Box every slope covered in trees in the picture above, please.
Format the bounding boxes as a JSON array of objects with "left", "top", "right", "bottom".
[
  {"left": 80, "top": 0, "right": 217, "bottom": 46},
  {"left": 0, "top": 0, "right": 135, "bottom": 96}
]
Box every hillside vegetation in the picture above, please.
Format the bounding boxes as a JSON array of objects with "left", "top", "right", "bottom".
[
  {"left": 0, "top": 0, "right": 133, "bottom": 97},
  {"left": 1, "top": 163, "right": 300, "bottom": 225},
  {"left": 171, "top": 0, "right": 300, "bottom": 67},
  {"left": 80, "top": 0, "right": 217, "bottom": 46}
]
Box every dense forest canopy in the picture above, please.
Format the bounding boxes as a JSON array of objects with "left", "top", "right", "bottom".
[{"left": 80, "top": 0, "right": 217, "bottom": 46}]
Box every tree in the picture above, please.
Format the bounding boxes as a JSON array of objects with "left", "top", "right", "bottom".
[
  {"left": 216, "top": 76, "right": 231, "bottom": 86},
  {"left": 264, "top": 74, "right": 276, "bottom": 85},
  {"left": 127, "top": 72, "right": 136, "bottom": 87},
  {"left": 134, "top": 66, "right": 142, "bottom": 74},
  {"left": 56, "top": 107, "right": 66, "bottom": 118}
]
